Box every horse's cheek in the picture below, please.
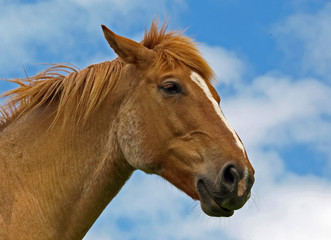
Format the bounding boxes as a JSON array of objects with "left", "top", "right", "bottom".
[{"left": 117, "top": 105, "right": 153, "bottom": 171}]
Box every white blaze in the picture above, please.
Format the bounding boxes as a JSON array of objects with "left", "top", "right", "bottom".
[{"left": 190, "top": 72, "right": 245, "bottom": 154}]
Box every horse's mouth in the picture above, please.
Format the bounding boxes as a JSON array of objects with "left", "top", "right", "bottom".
[{"left": 196, "top": 180, "right": 234, "bottom": 217}]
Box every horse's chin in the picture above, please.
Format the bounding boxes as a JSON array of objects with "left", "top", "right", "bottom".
[
  {"left": 200, "top": 198, "right": 235, "bottom": 217},
  {"left": 197, "top": 180, "right": 234, "bottom": 217}
]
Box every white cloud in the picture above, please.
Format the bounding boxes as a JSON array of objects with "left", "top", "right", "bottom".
[
  {"left": 199, "top": 43, "right": 246, "bottom": 86},
  {"left": 0, "top": 0, "right": 186, "bottom": 77},
  {"left": 275, "top": 2, "right": 331, "bottom": 79},
  {"left": 226, "top": 174, "right": 331, "bottom": 240},
  {"left": 222, "top": 74, "right": 331, "bottom": 150}
]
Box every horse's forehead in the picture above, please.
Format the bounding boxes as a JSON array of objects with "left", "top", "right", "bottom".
[
  {"left": 183, "top": 70, "right": 220, "bottom": 103},
  {"left": 189, "top": 71, "right": 245, "bottom": 154}
]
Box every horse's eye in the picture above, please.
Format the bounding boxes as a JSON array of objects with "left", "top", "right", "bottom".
[{"left": 160, "top": 81, "right": 182, "bottom": 95}]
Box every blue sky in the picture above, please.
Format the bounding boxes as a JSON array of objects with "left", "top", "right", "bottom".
[{"left": 1, "top": 0, "right": 331, "bottom": 239}]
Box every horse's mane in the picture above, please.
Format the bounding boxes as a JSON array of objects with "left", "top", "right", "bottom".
[{"left": 0, "top": 21, "right": 214, "bottom": 128}]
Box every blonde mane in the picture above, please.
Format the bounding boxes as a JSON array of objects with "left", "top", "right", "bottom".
[{"left": 0, "top": 22, "right": 214, "bottom": 128}]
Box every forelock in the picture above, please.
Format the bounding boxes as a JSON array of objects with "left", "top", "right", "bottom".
[{"left": 141, "top": 21, "right": 215, "bottom": 82}]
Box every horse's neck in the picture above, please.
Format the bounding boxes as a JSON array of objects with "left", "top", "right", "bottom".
[{"left": 0, "top": 102, "right": 134, "bottom": 239}]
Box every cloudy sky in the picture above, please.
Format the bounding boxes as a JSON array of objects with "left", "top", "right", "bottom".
[{"left": 1, "top": 0, "right": 331, "bottom": 239}]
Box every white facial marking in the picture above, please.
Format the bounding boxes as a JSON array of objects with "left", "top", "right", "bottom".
[
  {"left": 238, "top": 167, "right": 249, "bottom": 197},
  {"left": 190, "top": 72, "right": 245, "bottom": 154},
  {"left": 243, "top": 167, "right": 249, "bottom": 180}
]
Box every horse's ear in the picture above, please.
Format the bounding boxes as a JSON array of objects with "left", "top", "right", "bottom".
[{"left": 101, "top": 25, "right": 155, "bottom": 68}]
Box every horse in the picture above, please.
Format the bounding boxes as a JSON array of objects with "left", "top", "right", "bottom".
[{"left": 0, "top": 21, "right": 254, "bottom": 239}]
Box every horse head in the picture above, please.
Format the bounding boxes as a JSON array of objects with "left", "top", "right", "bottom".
[{"left": 102, "top": 24, "right": 254, "bottom": 217}]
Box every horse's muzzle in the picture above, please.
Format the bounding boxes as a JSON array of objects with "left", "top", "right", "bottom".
[{"left": 196, "top": 163, "right": 255, "bottom": 217}]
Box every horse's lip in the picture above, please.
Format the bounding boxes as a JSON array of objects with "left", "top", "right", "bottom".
[{"left": 196, "top": 179, "right": 234, "bottom": 217}]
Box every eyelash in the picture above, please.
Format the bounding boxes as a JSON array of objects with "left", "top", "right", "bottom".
[{"left": 160, "top": 81, "right": 182, "bottom": 95}]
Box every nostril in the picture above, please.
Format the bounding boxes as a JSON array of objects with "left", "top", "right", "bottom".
[
  {"left": 223, "top": 166, "right": 234, "bottom": 184},
  {"left": 222, "top": 164, "right": 239, "bottom": 186}
]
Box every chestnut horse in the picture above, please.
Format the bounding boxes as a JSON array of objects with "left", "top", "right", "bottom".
[{"left": 0, "top": 22, "right": 254, "bottom": 239}]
